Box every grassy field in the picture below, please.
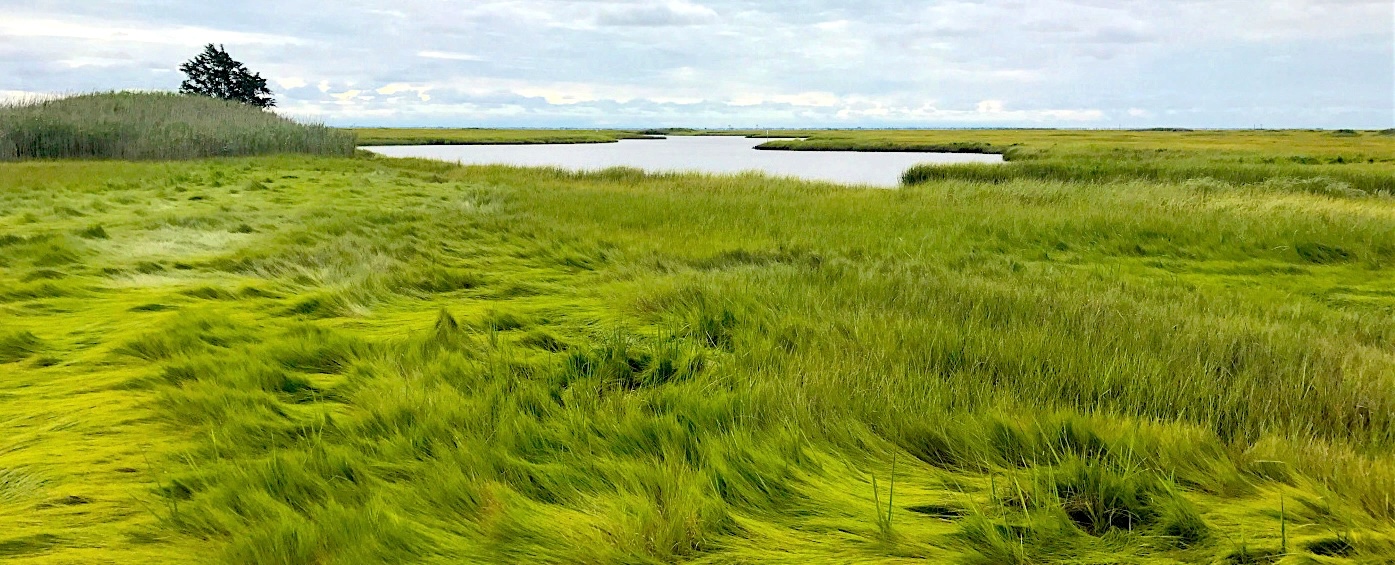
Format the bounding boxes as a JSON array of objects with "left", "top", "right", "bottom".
[
  {"left": 0, "top": 92, "right": 354, "bottom": 160},
  {"left": 3, "top": 129, "right": 1395, "bottom": 563},
  {"left": 354, "top": 128, "right": 660, "bottom": 146}
]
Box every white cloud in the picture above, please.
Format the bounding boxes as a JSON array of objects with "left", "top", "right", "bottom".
[
  {"left": 0, "top": 15, "right": 307, "bottom": 46},
  {"left": 417, "top": 50, "right": 483, "bottom": 62},
  {"left": 663, "top": 66, "right": 700, "bottom": 82},
  {"left": 834, "top": 100, "right": 1104, "bottom": 123},
  {"left": 375, "top": 83, "right": 414, "bottom": 95},
  {"left": 277, "top": 77, "right": 308, "bottom": 89},
  {"left": 976, "top": 100, "right": 1006, "bottom": 113},
  {"left": 766, "top": 92, "right": 842, "bottom": 107},
  {"left": 513, "top": 85, "right": 596, "bottom": 105},
  {"left": 0, "top": 0, "right": 1389, "bottom": 127},
  {"left": 376, "top": 83, "right": 433, "bottom": 101},
  {"left": 364, "top": 9, "right": 407, "bottom": 19},
  {"left": 648, "top": 96, "right": 705, "bottom": 105},
  {"left": 595, "top": 1, "right": 719, "bottom": 27},
  {"left": 728, "top": 94, "right": 765, "bottom": 107},
  {"left": 55, "top": 56, "right": 130, "bottom": 69},
  {"left": 0, "top": 90, "right": 50, "bottom": 104}
]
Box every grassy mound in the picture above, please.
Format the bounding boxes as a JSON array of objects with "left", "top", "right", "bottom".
[{"left": 0, "top": 92, "right": 355, "bottom": 161}]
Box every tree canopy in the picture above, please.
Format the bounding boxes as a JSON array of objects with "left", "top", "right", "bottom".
[{"left": 178, "top": 44, "right": 275, "bottom": 108}]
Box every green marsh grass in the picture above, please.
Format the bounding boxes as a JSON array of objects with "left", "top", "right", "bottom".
[
  {"left": 2, "top": 131, "right": 1395, "bottom": 563},
  {"left": 749, "top": 128, "right": 1395, "bottom": 163},
  {"left": 353, "top": 127, "right": 660, "bottom": 146},
  {"left": 751, "top": 129, "right": 1395, "bottom": 194},
  {"left": 0, "top": 92, "right": 355, "bottom": 160},
  {"left": 902, "top": 160, "right": 1395, "bottom": 195}
]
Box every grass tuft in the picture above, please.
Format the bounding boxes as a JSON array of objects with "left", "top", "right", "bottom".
[
  {"left": 76, "top": 224, "right": 109, "bottom": 239},
  {"left": 0, "top": 331, "right": 42, "bottom": 363},
  {"left": 1304, "top": 533, "right": 1355, "bottom": 556}
]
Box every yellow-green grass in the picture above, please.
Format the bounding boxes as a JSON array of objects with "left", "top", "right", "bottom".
[
  {"left": 741, "top": 128, "right": 1395, "bottom": 195},
  {"left": 0, "top": 92, "right": 355, "bottom": 161},
  {"left": 3, "top": 138, "right": 1395, "bottom": 563},
  {"left": 750, "top": 129, "right": 1395, "bottom": 163},
  {"left": 353, "top": 128, "right": 660, "bottom": 146}
]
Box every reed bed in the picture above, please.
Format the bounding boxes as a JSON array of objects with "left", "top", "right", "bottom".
[{"left": 0, "top": 92, "right": 355, "bottom": 160}]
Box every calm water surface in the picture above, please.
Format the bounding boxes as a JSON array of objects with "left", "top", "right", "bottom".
[{"left": 363, "top": 136, "right": 1002, "bottom": 187}]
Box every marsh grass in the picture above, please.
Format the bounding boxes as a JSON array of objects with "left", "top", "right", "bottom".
[
  {"left": 902, "top": 160, "right": 1395, "bottom": 195},
  {"left": 2, "top": 132, "right": 1395, "bottom": 563},
  {"left": 0, "top": 92, "right": 355, "bottom": 160},
  {"left": 0, "top": 330, "right": 42, "bottom": 363},
  {"left": 747, "top": 128, "right": 1395, "bottom": 163},
  {"left": 353, "top": 127, "right": 660, "bottom": 146},
  {"left": 756, "top": 139, "right": 1001, "bottom": 154},
  {"left": 725, "top": 128, "right": 1395, "bottom": 194}
]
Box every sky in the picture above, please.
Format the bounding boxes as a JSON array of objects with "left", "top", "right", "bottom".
[{"left": 1, "top": 0, "right": 1391, "bottom": 128}]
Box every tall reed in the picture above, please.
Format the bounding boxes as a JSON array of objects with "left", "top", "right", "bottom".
[{"left": 0, "top": 91, "right": 355, "bottom": 160}]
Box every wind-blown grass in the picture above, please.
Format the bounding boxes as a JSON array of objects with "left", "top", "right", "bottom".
[
  {"left": 0, "top": 92, "right": 355, "bottom": 160},
  {"left": 3, "top": 131, "right": 1395, "bottom": 563}
]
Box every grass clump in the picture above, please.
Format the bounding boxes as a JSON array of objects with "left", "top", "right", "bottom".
[
  {"left": 956, "top": 514, "right": 1079, "bottom": 564},
  {"left": 0, "top": 331, "right": 41, "bottom": 363},
  {"left": 562, "top": 332, "right": 706, "bottom": 390},
  {"left": 1303, "top": 533, "right": 1355, "bottom": 556},
  {"left": 0, "top": 92, "right": 355, "bottom": 161},
  {"left": 76, "top": 224, "right": 109, "bottom": 239},
  {"left": 1033, "top": 457, "right": 1211, "bottom": 544}
]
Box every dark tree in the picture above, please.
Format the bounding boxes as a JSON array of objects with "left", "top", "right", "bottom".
[{"left": 179, "top": 44, "right": 275, "bottom": 108}]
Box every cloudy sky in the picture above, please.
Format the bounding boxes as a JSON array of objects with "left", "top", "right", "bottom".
[{"left": 2, "top": 0, "right": 1391, "bottom": 128}]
